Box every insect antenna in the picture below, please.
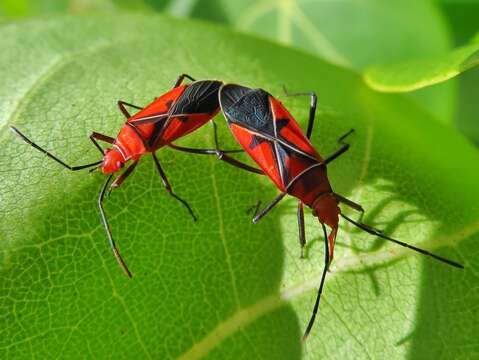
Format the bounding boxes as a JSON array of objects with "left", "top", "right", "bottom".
[
  {"left": 11, "top": 126, "right": 102, "bottom": 171},
  {"left": 302, "top": 223, "right": 330, "bottom": 341},
  {"left": 98, "top": 174, "right": 133, "bottom": 278},
  {"left": 89, "top": 165, "right": 102, "bottom": 173},
  {"left": 340, "top": 213, "right": 464, "bottom": 269}
]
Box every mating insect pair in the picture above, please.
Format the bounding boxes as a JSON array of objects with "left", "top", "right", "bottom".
[{"left": 11, "top": 73, "right": 463, "bottom": 340}]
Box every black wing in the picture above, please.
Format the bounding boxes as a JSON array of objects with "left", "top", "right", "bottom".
[
  {"left": 220, "top": 84, "right": 316, "bottom": 160},
  {"left": 220, "top": 84, "right": 276, "bottom": 136},
  {"left": 170, "top": 80, "right": 222, "bottom": 116},
  {"left": 220, "top": 84, "right": 321, "bottom": 189}
]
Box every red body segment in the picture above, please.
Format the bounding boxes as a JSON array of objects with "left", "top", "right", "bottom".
[
  {"left": 111, "top": 85, "right": 189, "bottom": 163},
  {"left": 220, "top": 85, "right": 339, "bottom": 260},
  {"left": 129, "top": 85, "right": 187, "bottom": 123},
  {"left": 127, "top": 85, "right": 188, "bottom": 149},
  {"left": 115, "top": 124, "right": 148, "bottom": 161},
  {"left": 102, "top": 80, "right": 222, "bottom": 174},
  {"left": 159, "top": 112, "right": 219, "bottom": 147}
]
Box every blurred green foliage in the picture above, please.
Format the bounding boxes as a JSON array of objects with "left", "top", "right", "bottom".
[
  {"left": 439, "top": 0, "right": 479, "bottom": 45},
  {"left": 188, "top": 0, "right": 458, "bottom": 125},
  {"left": 437, "top": 0, "right": 479, "bottom": 144}
]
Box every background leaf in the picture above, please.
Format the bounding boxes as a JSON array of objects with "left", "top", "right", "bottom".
[
  {"left": 191, "top": 0, "right": 449, "bottom": 69},
  {"left": 1, "top": 15, "right": 478, "bottom": 359},
  {"left": 364, "top": 40, "right": 479, "bottom": 92},
  {"left": 189, "top": 0, "right": 457, "bottom": 127}
]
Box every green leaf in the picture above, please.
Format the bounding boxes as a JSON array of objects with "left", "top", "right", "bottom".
[
  {"left": 1, "top": 15, "right": 478, "bottom": 359},
  {"left": 364, "top": 41, "right": 479, "bottom": 92}
]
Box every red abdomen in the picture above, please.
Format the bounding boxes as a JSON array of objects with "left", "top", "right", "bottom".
[{"left": 157, "top": 111, "right": 219, "bottom": 148}]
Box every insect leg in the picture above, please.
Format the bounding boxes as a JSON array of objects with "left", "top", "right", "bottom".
[
  {"left": 317, "top": 129, "right": 355, "bottom": 167},
  {"left": 110, "top": 161, "right": 138, "bottom": 189},
  {"left": 246, "top": 200, "right": 262, "bottom": 216},
  {"left": 91, "top": 132, "right": 115, "bottom": 144},
  {"left": 334, "top": 193, "right": 364, "bottom": 214},
  {"left": 174, "top": 73, "right": 196, "bottom": 88},
  {"left": 252, "top": 192, "right": 287, "bottom": 223},
  {"left": 118, "top": 100, "right": 144, "bottom": 118},
  {"left": 321, "top": 136, "right": 354, "bottom": 165},
  {"left": 168, "top": 143, "right": 264, "bottom": 175},
  {"left": 211, "top": 121, "right": 243, "bottom": 154},
  {"left": 11, "top": 126, "right": 102, "bottom": 171},
  {"left": 151, "top": 152, "right": 198, "bottom": 221},
  {"left": 90, "top": 132, "right": 115, "bottom": 154},
  {"left": 337, "top": 129, "right": 355, "bottom": 144},
  {"left": 302, "top": 223, "right": 330, "bottom": 341},
  {"left": 98, "top": 174, "right": 133, "bottom": 278},
  {"left": 298, "top": 201, "right": 306, "bottom": 258},
  {"left": 282, "top": 86, "right": 317, "bottom": 139}
]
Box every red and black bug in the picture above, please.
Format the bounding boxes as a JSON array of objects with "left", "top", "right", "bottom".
[
  {"left": 11, "top": 74, "right": 260, "bottom": 278},
  {"left": 217, "top": 83, "right": 464, "bottom": 339}
]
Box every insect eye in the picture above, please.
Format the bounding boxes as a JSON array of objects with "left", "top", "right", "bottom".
[{"left": 116, "top": 161, "right": 123, "bottom": 169}]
